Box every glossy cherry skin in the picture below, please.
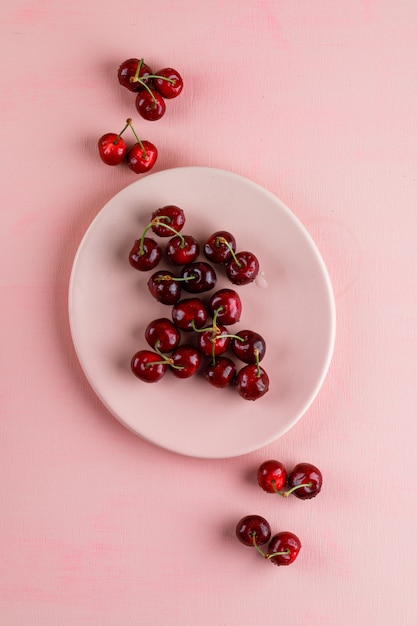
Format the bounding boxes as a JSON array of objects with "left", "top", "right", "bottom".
[
  {"left": 181, "top": 262, "right": 217, "bottom": 294},
  {"left": 170, "top": 345, "right": 201, "bottom": 378},
  {"left": 287, "top": 463, "right": 323, "bottom": 500},
  {"left": 145, "top": 318, "right": 180, "bottom": 352},
  {"left": 204, "top": 230, "right": 236, "bottom": 264},
  {"left": 128, "top": 237, "right": 162, "bottom": 271},
  {"left": 98, "top": 133, "right": 127, "bottom": 165},
  {"left": 197, "top": 325, "right": 230, "bottom": 357},
  {"left": 235, "top": 364, "right": 269, "bottom": 401},
  {"left": 226, "top": 251, "right": 259, "bottom": 285},
  {"left": 153, "top": 67, "right": 183, "bottom": 99},
  {"left": 231, "top": 330, "right": 266, "bottom": 364},
  {"left": 131, "top": 350, "right": 166, "bottom": 382},
  {"left": 126, "top": 141, "right": 158, "bottom": 174},
  {"left": 208, "top": 289, "right": 242, "bottom": 325},
  {"left": 118, "top": 58, "right": 152, "bottom": 92},
  {"left": 151, "top": 206, "right": 185, "bottom": 237},
  {"left": 135, "top": 88, "right": 166, "bottom": 121},
  {"left": 147, "top": 271, "right": 182, "bottom": 305},
  {"left": 204, "top": 356, "right": 236, "bottom": 388},
  {"left": 257, "top": 460, "right": 287, "bottom": 494},
  {"left": 172, "top": 298, "right": 208, "bottom": 331},
  {"left": 235, "top": 515, "right": 271, "bottom": 547},
  {"left": 166, "top": 235, "right": 200, "bottom": 265},
  {"left": 268, "top": 532, "right": 301, "bottom": 566}
]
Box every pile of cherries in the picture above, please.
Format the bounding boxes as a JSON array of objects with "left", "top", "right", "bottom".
[
  {"left": 98, "top": 57, "right": 183, "bottom": 174},
  {"left": 236, "top": 460, "right": 322, "bottom": 566},
  {"left": 129, "top": 205, "right": 268, "bottom": 401}
]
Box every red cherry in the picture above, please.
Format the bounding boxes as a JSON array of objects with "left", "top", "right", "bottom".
[
  {"left": 226, "top": 251, "right": 259, "bottom": 285},
  {"left": 118, "top": 58, "right": 152, "bottom": 92},
  {"left": 287, "top": 463, "right": 323, "bottom": 500},
  {"left": 197, "top": 325, "right": 230, "bottom": 357},
  {"left": 257, "top": 460, "right": 287, "bottom": 494},
  {"left": 208, "top": 289, "right": 242, "bottom": 325},
  {"left": 145, "top": 318, "right": 181, "bottom": 352},
  {"left": 135, "top": 88, "right": 166, "bottom": 121},
  {"left": 204, "top": 231, "right": 237, "bottom": 264},
  {"left": 172, "top": 298, "right": 208, "bottom": 331},
  {"left": 170, "top": 345, "right": 201, "bottom": 378},
  {"left": 235, "top": 364, "right": 269, "bottom": 401},
  {"left": 128, "top": 237, "right": 162, "bottom": 271},
  {"left": 231, "top": 330, "right": 266, "bottom": 364},
  {"left": 126, "top": 140, "right": 158, "bottom": 174},
  {"left": 98, "top": 133, "right": 127, "bottom": 165},
  {"left": 180, "top": 262, "right": 217, "bottom": 294},
  {"left": 204, "top": 356, "right": 236, "bottom": 388},
  {"left": 152, "top": 67, "right": 183, "bottom": 99},
  {"left": 235, "top": 515, "right": 271, "bottom": 547},
  {"left": 151, "top": 206, "right": 186, "bottom": 237},
  {"left": 147, "top": 271, "right": 182, "bottom": 305},
  {"left": 267, "top": 532, "right": 302, "bottom": 566},
  {"left": 166, "top": 235, "right": 200, "bottom": 265},
  {"left": 131, "top": 350, "right": 166, "bottom": 382}
]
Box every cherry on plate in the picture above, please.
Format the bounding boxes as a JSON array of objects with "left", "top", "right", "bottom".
[
  {"left": 226, "top": 251, "right": 259, "bottom": 285},
  {"left": 208, "top": 289, "right": 242, "bottom": 325},
  {"left": 204, "top": 230, "right": 237, "bottom": 264},
  {"left": 151, "top": 206, "right": 186, "bottom": 237},
  {"left": 235, "top": 364, "right": 269, "bottom": 401},
  {"left": 231, "top": 330, "right": 266, "bottom": 364},
  {"left": 172, "top": 298, "right": 208, "bottom": 331},
  {"left": 147, "top": 270, "right": 182, "bottom": 305},
  {"left": 145, "top": 318, "right": 181, "bottom": 352},
  {"left": 131, "top": 350, "right": 166, "bottom": 382},
  {"left": 128, "top": 237, "right": 162, "bottom": 271},
  {"left": 204, "top": 356, "right": 237, "bottom": 388},
  {"left": 170, "top": 345, "right": 201, "bottom": 378}
]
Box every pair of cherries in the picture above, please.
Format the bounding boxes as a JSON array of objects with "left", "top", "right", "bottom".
[
  {"left": 236, "top": 461, "right": 323, "bottom": 566},
  {"left": 98, "top": 118, "right": 157, "bottom": 174}
]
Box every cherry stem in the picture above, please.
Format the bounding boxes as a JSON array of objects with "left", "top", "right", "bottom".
[
  {"left": 217, "top": 236, "right": 241, "bottom": 268},
  {"left": 137, "top": 216, "right": 182, "bottom": 256},
  {"left": 112, "top": 118, "right": 131, "bottom": 144},
  {"left": 282, "top": 482, "right": 313, "bottom": 497},
  {"left": 254, "top": 348, "right": 261, "bottom": 377},
  {"left": 250, "top": 533, "right": 290, "bottom": 560},
  {"left": 126, "top": 118, "right": 147, "bottom": 159},
  {"left": 148, "top": 344, "right": 184, "bottom": 370},
  {"left": 145, "top": 74, "right": 175, "bottom": 84},
  {"left": 154, "top": 274, "right": 196, "bottom": 283},
  {"left": 132, "top": 58, "right": 144, "bottom": 83}
]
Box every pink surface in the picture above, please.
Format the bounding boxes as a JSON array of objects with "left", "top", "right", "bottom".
[{"left": 1, "top": 1, "right": 416, "bottom": 624}]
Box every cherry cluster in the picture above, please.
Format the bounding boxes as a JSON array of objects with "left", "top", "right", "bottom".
[
  {"left": 129, "top": 205, "right": 269, "bottom": 401},
  {"left": 236, "top": 461, "right": 322, "bottom": 566},
  {"left": 97, "top": 57, "right": 183, "bottom": 174},
  {"left": 118, "top": 57, "right": 183, "bottom": 121}
]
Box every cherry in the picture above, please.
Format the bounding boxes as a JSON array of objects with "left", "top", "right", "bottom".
[
  {"left": 235, "top": 363, "right": 269, "bottom": 401},
  {"left": 180, "top": 262, "right": 217, "bottom": 294},
  {"left": 98, "top": 133, "right": 127, "bottom": 166},
  {"left": 257, "top": 460, "right": 287, "bottom": 494},
  {"left": 118, "top": 58, "right": 153, "bottom": 92},
  {"left": 196, "top": 324, "right": 230, "bottom": 357},
  {"left": 152, "top": 67, "right": 183, "bottom": 98},
  {"left": 170, "top": 345, "right": 201, "bottom": 378},
  {"left": 166, "top": 235, "right": 200, "bottom": 265},
  {"left": 145, "top": 318, "right": 181, "bottom": 352},
  {"left": 172, "top": 298, "right": 208, "bottom": 331},
  {"left": 151, "top": 206, "right": 185, "bottom": 237},
  {"left": 231, "top": 330, "right": 266, "bottom": 364},
  {"left": 204, "top": 356, "right": 236, "bottom": 388},
  {"left": 131, "top": 350, "right": 167, "bottom": 382},
  {"left": 287, "top": 463, "right": 323, "bottom": 500},
  {"left": 235, "top": 515, "right": 271, "bottom": 547},
  {"left": 208, "top": 289, "right": 242, "bottom": 325},
  {"left": 267, "top": 532, "right": 302, "bottom": 566},
  {"left": 204, "top": 231, "right": 237, "bottom": 264},
  {"left": 126, "top": 140, "right": 158, "bottom": 174},
  {"left": 128, "top": 237, "right": 162, "bottom": 271},
  {"left": 147, "top": 270, "right": 182, "bottom": 305},
  {"left": 135, "top": 88, "right": 166, "bottom": 121},
  {"left": 226, "top": 251, "right": 259, "bottom": 286}
]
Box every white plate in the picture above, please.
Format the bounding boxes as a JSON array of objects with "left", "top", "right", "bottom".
[{"left": 69, "top": 167, "right": 335, "bottom": 458}]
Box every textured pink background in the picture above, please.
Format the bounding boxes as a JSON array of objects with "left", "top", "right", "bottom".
[{"left": 1, "top": 1, "right": 417, "bottom": 624}]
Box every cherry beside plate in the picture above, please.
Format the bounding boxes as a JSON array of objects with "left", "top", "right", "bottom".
[{"left": 68, "top": 167, "right": 336, "bottom": 458}]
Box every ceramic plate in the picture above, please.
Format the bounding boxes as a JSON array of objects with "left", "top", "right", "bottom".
[{"left": 69, "top": 167, "right": 335, "bottom": 458}]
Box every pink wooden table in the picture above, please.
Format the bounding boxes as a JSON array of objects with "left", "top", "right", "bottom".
[{"left": 1, "top": 1, "right": 416, "bottom": 624}]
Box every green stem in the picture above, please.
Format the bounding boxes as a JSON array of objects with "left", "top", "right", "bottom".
[
  {"left": 113, "top": 118, "right": 131, "bottom": 144},
  {"left": 145, "top": 74, "right": 175, "bottom": 84},
  {"left": 282, "top": 482, "right": 313, "bottom": 497},
  {"left": 131, "top": 57, "right": 144, "bottom": 83},
  {"left": 217, "top": 236, "right": 241, "bottom": 268},
  {"left": 251, "top": 532, "right": 267, "bottom": 558},
  {"left": 254, "top": 348, "right": 261, "bottom": 378},
  {"left": 127, "top": 119, "right": 147, "bottom": 159},
  {"left": 266, "top": 549, "right": 290, "bottom": 560}
]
